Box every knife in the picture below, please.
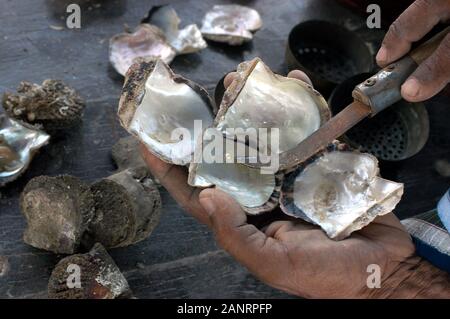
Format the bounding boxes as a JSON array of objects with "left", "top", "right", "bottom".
[{"left": 273, "top": 26, "right": 450, "bottom": 171}]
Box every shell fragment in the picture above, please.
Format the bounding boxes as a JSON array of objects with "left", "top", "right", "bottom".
[
  {"left": 200, "top": 5, "right": 262, "bottom": 45},
  {"left": 110, "top": 24, "right": 176, "bottom": 76},
  {"left": 145, "top": 5, "right": 207, "bottom": 54}
]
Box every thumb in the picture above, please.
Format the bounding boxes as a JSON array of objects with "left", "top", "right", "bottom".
[
  {"left": 199, "top": 188, "right": 285, "bottom": 281},
  {"left": 401, "top": 34, "right": 450, "bottom": 102}
]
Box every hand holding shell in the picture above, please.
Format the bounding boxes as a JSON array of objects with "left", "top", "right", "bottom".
[{"left": 119, "top": 57, "right": 404, "bottom": 241}]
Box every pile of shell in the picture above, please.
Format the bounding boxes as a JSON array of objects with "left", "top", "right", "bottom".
[
  {"left": 109, "top": 4, "right": 262, "bottom": 75},
  {"left": 19, "top": 137, "right": 161, "bottom": 299}
]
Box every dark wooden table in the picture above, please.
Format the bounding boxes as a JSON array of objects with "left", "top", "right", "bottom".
[{"left": 0, "top": 0, "right": 449, "bottom": 298}]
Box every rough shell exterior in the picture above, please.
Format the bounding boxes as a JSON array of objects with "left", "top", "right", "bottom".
[
  {"left": 86, "top": 167, "right": 161, "bottom": 248},
  {"left": 2, "top": 80, "right": 85, "bottom": 131},
  {"left": 20, "top": 175, "right": 95, "bottom": 254},
  {"left": 48, "top": 243, "right": 132, "bottom": 299}
]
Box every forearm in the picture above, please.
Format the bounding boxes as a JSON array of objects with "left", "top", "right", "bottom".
[{"left": 368, "top": 256, "right": 450, "bottom": 298}]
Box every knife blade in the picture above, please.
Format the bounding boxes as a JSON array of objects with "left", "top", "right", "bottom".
[{"left": 277, "top": 100, "right": 371, "bottom": 170}]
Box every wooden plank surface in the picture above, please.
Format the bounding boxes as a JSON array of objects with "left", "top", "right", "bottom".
[{"left": 0, "top": 0, "right": 449, "bottom": 298}]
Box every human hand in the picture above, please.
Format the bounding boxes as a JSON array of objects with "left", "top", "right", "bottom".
[
  {"left": 139, "top": 70, "right": 435, "bottom": 298},
  {"left": 376, "top": 0, "right": 450, "bottom": 102},
  {"left": 142, "top": 146, "right": 421, "bottom": 298}
]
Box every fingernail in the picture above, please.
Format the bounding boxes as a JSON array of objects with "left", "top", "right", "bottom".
[
  {"left": 376, "top": 46, "right": 387, "bottom": 63},
  {"left": 200, "top": 197, "right": 216, "bottom": 216},
  {"left": 402, "top": 78, "right": 421, "bottom": 98}
]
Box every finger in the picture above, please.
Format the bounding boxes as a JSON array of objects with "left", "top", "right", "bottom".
[
  {"left": 199, "top": 188, "right": 288, "bottom": 281},
  {"left": 376, "top": 0, "right": 450, "bottom": 66},
  {"left": 401, "top": 33, "right": 450, "bottom": 102},
  {"left": 223, "top": 72, "right": 238, "bottom": 88},
  {"left": 287, "top": 70, "right": 313, "bottom": 86},
  {"left": 140, "top": 143, "right": 211, "bottom": 226}
]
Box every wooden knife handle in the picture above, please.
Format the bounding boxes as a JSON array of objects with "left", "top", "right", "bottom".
[{"left": 410, "top": 26, "right": 450, "bottom": 64}]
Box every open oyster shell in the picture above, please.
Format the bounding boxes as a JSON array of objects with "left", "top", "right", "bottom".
[
  {"left": 280, "top": 144, "right": 404, "bottom": 240},
  {"left": 118, "top": 59, "right": 215, "bottom": 165},
  {"left": 188, "top": 128, "right": 282, "bottom": 215},
  {"left": 215, "top": 58, "right": 331, "bottom": 171},
  {"left": 0, "top": 115, "right": 50, "bottom": 186},
  {"left": 144, "top": 5, "right": 207, "bottom": 55},
  {"left": 200, "top": 5, "right": 262, "bottom": 45},
  {"left": 109, "top": 24, "right": 176, "bottom": 76}
]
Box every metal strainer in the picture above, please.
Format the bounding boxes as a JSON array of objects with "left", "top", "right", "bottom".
[{"left": 285, "top": 20, "right": 374, "bottom": 96}]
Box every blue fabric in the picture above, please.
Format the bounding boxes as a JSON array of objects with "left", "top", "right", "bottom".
[
  {"left": 412, "top": 236, "right": 450, "bottom": 273},
  {"left": 402, "top": 217, "right": 450, "bottom": 273},
  {"left": 401, "top": 189, "right": 450, "bottom": 273},
  {"left": 437, "top": 188, "right": 450, "bottom": 232}
]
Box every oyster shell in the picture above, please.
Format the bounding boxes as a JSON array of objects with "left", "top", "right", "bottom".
[
  {"left": 48, "top": 243, "right": 132, "bottom": 299},
  {"left": 2, "top": 80, "right": 85, "bottom": 131},
  {"left": 0, "top": 137, "right": 18, "bottom": 172},
  {"left": 200, "top": 5, "right": 262, "bottom": 45},
  {"left": 144, "top": 5, "right": 207, "bottom": 54},
  {"left": 86, "top": 167, "right": 161, "bottom": 249},
  {"left": 188, "top": 128, "right": 282, "bottom": 215},
  {"left": 109, "top": 24, "right": 176, "bottom": 76},
  {"left": 280, "top": 144, "right": 404, "bottom": 240},
  {"left": 21, "top": 175, "right": 94, "bottom": 254},
  {"left": 111, "top": 136, "right": 148, "bottom": 172},
  {"left": 215, "top": 58, "right": 330, "bottom": 170},
  {"left": 21, "top": 169, "right": 161, "bottom": 253},
  {"left": 0, "top": 115, "right": 50, "bottom": 186},
  {"left": 118, "top": 59, "right": 215, "bottom": 165}
]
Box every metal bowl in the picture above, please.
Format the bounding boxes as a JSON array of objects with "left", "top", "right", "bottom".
[{"left": 286, "top": 20, "right": 374, "bottom": 97}]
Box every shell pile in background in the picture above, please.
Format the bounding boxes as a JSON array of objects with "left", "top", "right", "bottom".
[
  {"left": 109, "top": 4, "right": 263, "bottom": 75},
  {"left": 118, "top": 57, "right": 404, "bottom": 240},
  {"left": 110, "top": 24, "right": 177, "bottom": 76},
  {"left": 144, "top": 5, "right": 207, "bottom": 54},
  {"left": 200, "top": 4, "right": 262, "bottom": 45}
]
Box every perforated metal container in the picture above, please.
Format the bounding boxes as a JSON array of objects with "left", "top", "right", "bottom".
[
  {"left": 286, "top": 20, "right": 374, "bottom": 97},
  {"left": 329, "top": 73, "right": 430, "bottom": 161}
]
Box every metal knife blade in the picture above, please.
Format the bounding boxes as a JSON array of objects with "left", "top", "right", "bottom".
[{"left": 276, "top": 100, "right": 371, "bottom": 171}]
